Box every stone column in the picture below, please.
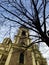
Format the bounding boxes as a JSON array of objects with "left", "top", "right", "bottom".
[
  {"left": 32, "top": 52, "right": 36, "bottom": 65},
  {"left": 5, "top": 48, "right": 13, "bottom": 65},
  {"left": 0, "top": 55, "right": 2, "bottom": 59},
  {"left": 36, "top": 60, "right": 40, "bottom": 65},
  {"left": 35, "top": 54, "right": 40, "bottom": 65}
]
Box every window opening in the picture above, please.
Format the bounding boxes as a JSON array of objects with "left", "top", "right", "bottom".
[
  {"left": 22, "top": 31, "right": 26, "bottom": 36},
  {"left": 19, "top": 53, "right": 24, "bottom": 64}
]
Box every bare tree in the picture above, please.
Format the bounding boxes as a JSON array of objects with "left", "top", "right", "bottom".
[{"left": 0, "top": 0, "right": 49, "bottom": 47}]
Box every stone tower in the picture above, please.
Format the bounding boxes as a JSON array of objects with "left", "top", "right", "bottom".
[{"left": 0, "top": 26, "right": 48, "bottom": 65}]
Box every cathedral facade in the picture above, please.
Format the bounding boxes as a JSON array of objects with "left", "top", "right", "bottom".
[{"left": 0, "top": 26, "right": 47, "bottom": 65}]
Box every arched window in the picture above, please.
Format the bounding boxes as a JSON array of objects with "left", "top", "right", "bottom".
[
  {"left": 22, "top": 31, "right": 26, "bottom": 36},
  {"left": 19, "top": 53, "right": 24, "bottom": 64}
]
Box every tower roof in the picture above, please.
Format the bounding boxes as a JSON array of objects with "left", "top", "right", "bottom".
[{"left": 19, "top": 25, "right": 29, "bottom": 30}]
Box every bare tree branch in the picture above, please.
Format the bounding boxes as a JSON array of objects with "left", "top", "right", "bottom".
[
  {"left": 43, "top": 0, "right": 46, "bottom": 34},
  {"left": 0, "top": 0, "right": 49, "bottom": 46}
]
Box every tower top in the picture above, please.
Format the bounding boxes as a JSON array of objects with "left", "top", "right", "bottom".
[{"left": 19, "top": 25, "right": 29, "bottom": 31}]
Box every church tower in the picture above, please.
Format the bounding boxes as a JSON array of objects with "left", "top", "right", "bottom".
[{"left": 0, "top": 26, "right": 48, "bottom": 65}]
